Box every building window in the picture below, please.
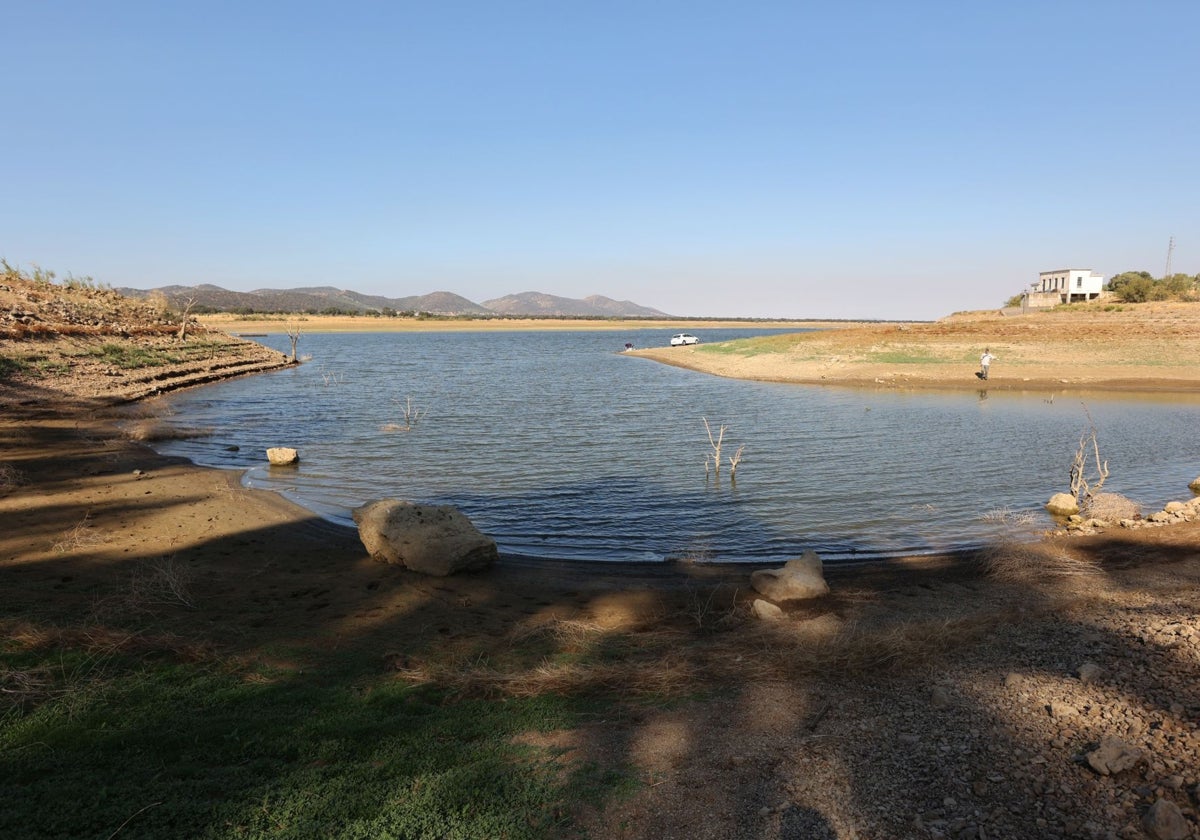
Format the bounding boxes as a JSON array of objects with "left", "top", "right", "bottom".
[{"left": 1077, "top": 278, "right": 1082, "bottom": 287}]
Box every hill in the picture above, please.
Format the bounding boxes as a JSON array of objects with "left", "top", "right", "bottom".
[
  {"left": 481, "top": 291, "right": 669, "bottom": 318},
  {"left": 118, "top": 284, "right": 668, "bottom": 318}
]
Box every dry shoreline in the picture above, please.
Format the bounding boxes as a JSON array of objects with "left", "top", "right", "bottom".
[{"left": 629, "top": 304, "right": 1200, "bottom": 396}]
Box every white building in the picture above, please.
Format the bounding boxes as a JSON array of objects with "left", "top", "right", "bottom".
[{"left": 1022, "top": 268, "right": 1105, "bottom": 308}]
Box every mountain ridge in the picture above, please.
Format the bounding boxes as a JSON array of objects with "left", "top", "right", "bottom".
[{"left": 117, "top": 284, "right": 671, "bottom": 318}]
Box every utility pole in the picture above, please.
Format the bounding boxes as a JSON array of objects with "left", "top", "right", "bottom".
[{"left": 1164, "top": 236, "right": 1175, "bottom": 281}]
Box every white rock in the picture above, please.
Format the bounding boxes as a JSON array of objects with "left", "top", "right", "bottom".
[
  {"left": 352, "top": 499, "right": 497, "bottom": 576},
  {"left": 751, "top": 599, "right": 784, "bottom": 621},
  {"left": 750, "top": 550, "right": 830, "bottom": 603},
  {"left": 1045, "top": 493, "right": 1079, "bottom": 516},
  {"left": 266, "top": 447, "right": 299, "bottom": 465}
]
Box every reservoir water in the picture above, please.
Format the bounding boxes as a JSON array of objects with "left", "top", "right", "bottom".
[{"left": 146, "top": 328, "right": 1200, "bottom": 563}]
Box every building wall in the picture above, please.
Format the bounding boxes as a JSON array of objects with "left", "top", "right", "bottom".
[{"left": 1037, "top": 269, "right": 1104, "bottom": 298}]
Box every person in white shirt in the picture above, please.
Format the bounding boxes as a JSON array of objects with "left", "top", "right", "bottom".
[{"left": 980, "top": 349, "right": 996, "bottom": 380}]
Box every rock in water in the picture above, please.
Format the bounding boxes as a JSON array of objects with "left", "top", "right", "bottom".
[
  {"left": 1045, "top": 492, "right": 1079, "bottom": 516},
  {"left": 266, "top": 447, "right": 299, "bottom": 466},
  {"left": 352, "top": 499, "right": 497, "bottom": 576}
]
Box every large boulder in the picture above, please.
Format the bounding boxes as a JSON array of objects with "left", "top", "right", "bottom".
[
  {"left": 266, "top": 447, "right": 299, "bottom": 466},
  {"left": 1190, "top": 476, "right": 1200, "bottom": 493},
  {"left": 750, "top": 550, "right": 829, "bottom": 603},
  {"left": 1045, "top": 492, "right": 1079, "bottom": 517},
  {"left": 352, "top": 499, "right": 497, "bottom": 576}
]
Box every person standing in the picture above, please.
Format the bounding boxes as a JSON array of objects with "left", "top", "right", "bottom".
[{"left": 980, "top": 348, "right": 996, "bottom": 380}]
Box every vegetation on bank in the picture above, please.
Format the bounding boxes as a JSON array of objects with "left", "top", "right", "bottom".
[
  {"left": 1004, "top": 270, "right": 1200, "bottom": 307},
  {"left": 0, "top": 635, "right": 625, "bottom": 839}
]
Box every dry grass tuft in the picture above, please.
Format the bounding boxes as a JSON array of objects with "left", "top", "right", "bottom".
[
  {"left": 0, "top": 665, "right": 56, "bottom": 708},
  {"left": 1083, "top": 492, "right": 1140, "bottom": 521},
  {"left": 51, "top": 513, "right": 107, "bottom": 553},
  {"left": 509, "top": 617, "right": 613, "bottom": 648},
  {"left": 0, "top": 463, "right": 26, "bottom": 494},
  {"left": 980, "top": 539, "right": 1100, "bottom": 582},
  {"left": 980, "top": 507, "right": 1038, "bottom": 527}
]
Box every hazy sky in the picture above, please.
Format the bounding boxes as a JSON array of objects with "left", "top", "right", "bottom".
[{"left": 3, "top": 1, "right": 1196, "bottom": 320}]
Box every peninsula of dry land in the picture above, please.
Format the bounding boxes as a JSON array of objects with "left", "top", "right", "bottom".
[
  {"left": 3, "top": 275, "right": 1200, "bottom": 839},
  {"left": 632, "top": 302, "right": 1200, "bottom": 394}
]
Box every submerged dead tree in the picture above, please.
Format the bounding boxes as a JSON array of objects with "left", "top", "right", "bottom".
[
  {"left": 285, "top": 321, "right": 302, "bottom": 362},
  {"left": 703, "top": 418, "right": 744, "bottom": 484},
  {"left": 703, "top": 417, "right": 725, "bottom": 478},
  {"left": 1069, "top": 424, "right": 1109, "bottom": 505}
]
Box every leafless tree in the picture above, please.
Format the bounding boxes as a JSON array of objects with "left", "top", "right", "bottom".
[
  {"left": 176, "top": 297, "right": 198, "bottom": 341},
  {"left": 703, "top": 417, "right": 725, "bottom": 477},
  {"left": 1069, "top": 418, "right": 1109, "bottom": 504},
  {"left": 285, "top": 321, "right": 301, "bottom": 362}
]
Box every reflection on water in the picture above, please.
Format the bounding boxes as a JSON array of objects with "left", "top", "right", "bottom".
[{"left": 145, "top": 329, "right": 1200, "bottom": 563}]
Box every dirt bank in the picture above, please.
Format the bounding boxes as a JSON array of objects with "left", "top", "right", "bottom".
[{"left": 632, "top": 303, "right": 1200, "bottom": 394}]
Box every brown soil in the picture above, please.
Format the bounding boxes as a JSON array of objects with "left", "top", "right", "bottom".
[
  {"left": 632, "top": 303, "right": 1200, "bottom": 394},
  {"left": 3, "top": 283, "right": 1200, "bottom": 838}
]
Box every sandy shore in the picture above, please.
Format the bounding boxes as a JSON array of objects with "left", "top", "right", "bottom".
[{"left": 631, "top": 303, "right": 1200, "bottom": 394}]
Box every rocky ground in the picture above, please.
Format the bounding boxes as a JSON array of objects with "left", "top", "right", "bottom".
[{"left": 1, "top": 268, "right": 290, "bottom": 403}]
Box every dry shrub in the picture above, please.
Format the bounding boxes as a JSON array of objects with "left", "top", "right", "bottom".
[
  {"left": 126, "top": 556, "right": 197, "bottom": 610},
  {"left": 1082, "top": 492, "right": 1140, "bottom": 521},
  {"left": 123, "top": 419, "right": 211, "bottom": 442},
  {"left": 51, "top": 514, "right": 106, "bottom": 553},
  {"left": 980, "top": 539, "right": 1099, "bottom": 583}
]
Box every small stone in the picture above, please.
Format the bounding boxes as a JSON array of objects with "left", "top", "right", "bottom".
[
  {"left": 751, "top": 599, "right": 784, "bottom": 621},
  {"left": 1049, "top": 699, "right": 1077, "bottom": 718},
  {"left": 931, "top": 686, "right": 952, "bottom": 709},
  {"left": 1142, "top": 798, "right": 1190, "bottom": 840},
  {"left": 1086, "top": 737, "right": 1145, "bottom": 775}
]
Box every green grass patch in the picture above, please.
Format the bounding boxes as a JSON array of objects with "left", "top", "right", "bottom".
[
  {"left": 1, "top": 647, "right": 632, "bottom": 839},
  {"left": 863, "top": 349, "right": 958, "bottom": 364},
  {"left": 86, "top": 343, "right": 183, "bottom": 369},
  {"left": 0, "top": 355, "right": 32, "bottom": 380},
  {"left": 694, "top": 333, "right": 814, "bottom": 358}
]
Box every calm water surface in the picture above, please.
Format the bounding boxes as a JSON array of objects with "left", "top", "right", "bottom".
[{"left": 147, "top": 329, "right": 1200, "bottom": 563}]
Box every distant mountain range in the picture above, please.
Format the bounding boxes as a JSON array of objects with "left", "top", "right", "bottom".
[{"left": 117, "top": 284, "right": 672, "bottom": 318}]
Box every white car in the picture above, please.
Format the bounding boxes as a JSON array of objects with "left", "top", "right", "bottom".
[{"left": 670, "top": 333, "right": 700, "bottom": 346}]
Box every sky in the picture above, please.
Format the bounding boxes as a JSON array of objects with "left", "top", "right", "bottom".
[{"left": 2, "top": 1, "right": 1197, "bottom": 320}]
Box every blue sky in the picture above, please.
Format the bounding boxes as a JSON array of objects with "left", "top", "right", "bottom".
[{"left": 3, "top": 1, "right": 1196, "bottom": 319}]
